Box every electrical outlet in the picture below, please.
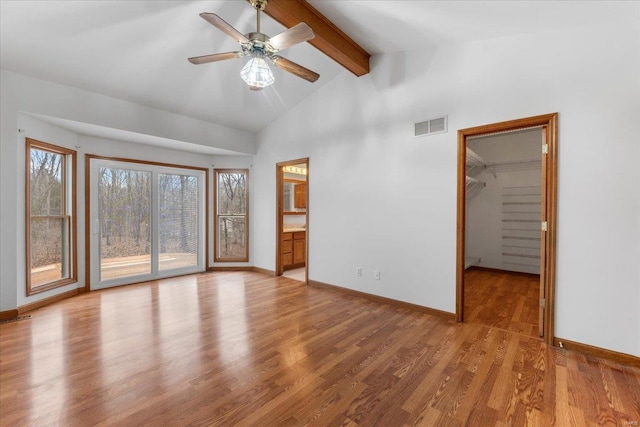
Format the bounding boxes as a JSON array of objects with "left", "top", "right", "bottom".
[
  {"left": 356, "top": 267, "right": 362, "bottom": 277},
  {"left": 374, "top": 270, "right": 381, "bottom": 280}
]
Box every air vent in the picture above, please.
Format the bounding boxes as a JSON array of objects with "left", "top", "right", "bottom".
[{"left": 414, "top": 115, "right": 448, "bottom": 137}]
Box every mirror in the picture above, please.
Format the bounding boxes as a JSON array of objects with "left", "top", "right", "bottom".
[{"left": 283, "top": 180, "right": 306, "bottom": 213}]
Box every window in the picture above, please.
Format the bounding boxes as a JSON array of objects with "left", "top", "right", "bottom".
[
  {"left": 26, "top": 138, "right": 76, "bottom": 295},
  {"left": 215, "top": 170, "right": 249, "bottom": 262}
]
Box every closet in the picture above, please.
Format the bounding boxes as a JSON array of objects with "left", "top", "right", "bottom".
[{"left": 465, "top": 129, "right": 542, "bottom": 275}]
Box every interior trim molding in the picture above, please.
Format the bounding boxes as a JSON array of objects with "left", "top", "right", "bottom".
[
  {"left": 308, "top": 280, "right": 456, "bottom": 320},
  {"left": 554, "top": 337, "right": 640, "bottom": 369},
  {"left": 18, "top": 288, "right": 79, "bottom": 315},
  {"left": 207, "top": 266, "right": 276, "bottom": 276},
  {"left": 252, "top": 266, "right": 276, "bottom": 276},
  {"left": 0, "top": 309, "right": 19, "bottom": 321},
  {"left": 457, "top": 112, "right": 558, "bottom": 346},
  {"left": 208, "top": 266, "right": 253, "bottom": 272},
  {"left": 467, "top": 266, "right": 540, "bottom": 278}
]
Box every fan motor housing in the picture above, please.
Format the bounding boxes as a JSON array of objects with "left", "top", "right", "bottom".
[
  {"left": 246, "top": 32, "right": 269, "bottom": 43},
  {"left": 250, "top": 0, "right": 268, "bottom": 10}
]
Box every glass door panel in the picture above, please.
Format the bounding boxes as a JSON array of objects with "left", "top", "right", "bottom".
[
  {"left": 98, "top": 167, "right": 152, "bottom": 281},
  {"left": 158, "top": 173, "right": 199, "bottom": 271}
]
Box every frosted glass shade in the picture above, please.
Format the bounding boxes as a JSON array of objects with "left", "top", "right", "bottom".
[{"left": 240, "top": 57, "right": 274, "bottom": 90}]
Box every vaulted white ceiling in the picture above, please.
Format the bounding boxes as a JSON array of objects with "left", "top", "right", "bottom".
[{"left": 0, "top": 1, "right": 632, "bottom": 137}]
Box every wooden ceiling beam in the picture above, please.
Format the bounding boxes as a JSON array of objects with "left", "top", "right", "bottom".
[{"left": 250, "top": 0, "right": 370, "bottom": 77}]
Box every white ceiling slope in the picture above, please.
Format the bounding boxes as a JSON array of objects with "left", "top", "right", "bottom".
[{"left": 1, "top": 1, "right": 635, "bottom": 150}]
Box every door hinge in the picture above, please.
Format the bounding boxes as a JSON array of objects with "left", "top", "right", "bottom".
[
  {"left": 540, "top": 298, "right": 546, "bottom": 309},
  {"left": 542, "top": 144, "right": 549, "bottom": 154},
  {"left": 541, "top": 221, "right": 548, "bottom": 231}
]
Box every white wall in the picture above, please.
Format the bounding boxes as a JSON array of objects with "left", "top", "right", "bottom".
[
  {"left": 0, "top": 71, "right": 255, "bottom": 311},
  {"left": 253, "top": 22, "right": 640, "bottom": 356},
  {"left": 284, "top": 215, "right": 306, "bottom": 228}
]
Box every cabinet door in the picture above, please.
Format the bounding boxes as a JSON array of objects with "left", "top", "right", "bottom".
[
  {"left": 293, "top": 238, "right": 306, "bottom": 264},
  {"left": 282, "top": 253, "right": 293, "bottom": 267},
  {"left": 282, "top": 233, "right": 293, "bottom": 267},
  {"left": 294, "top": 183, "right": 307, "bottom": 208}
]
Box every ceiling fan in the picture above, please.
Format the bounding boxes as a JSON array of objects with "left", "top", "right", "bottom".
[{"left": 188, "top": 0, "right": 320, "bottom": 91}]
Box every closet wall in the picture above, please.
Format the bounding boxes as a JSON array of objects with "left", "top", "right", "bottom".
[{"left": 466, "top": 129, "right": 542, "bottom": 275}]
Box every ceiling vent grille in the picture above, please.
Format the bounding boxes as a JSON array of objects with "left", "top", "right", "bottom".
[{"left": 414, "top": 115, "right": 448, "bottom": 137}]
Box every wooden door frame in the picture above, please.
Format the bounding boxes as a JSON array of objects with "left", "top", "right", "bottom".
[
  {"left": 456, "top": 113, "right": 558, "bottom": 345},
  {"left": 276, "top": 158, "right": 309, "bottom": 283}
]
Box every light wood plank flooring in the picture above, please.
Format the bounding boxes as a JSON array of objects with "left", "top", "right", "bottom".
[
  {"left": 464, "top": 268, "right": 540, "bottom": 338},
  {"left": 1, "top": 272, "right": 639, "bottom": 426}
]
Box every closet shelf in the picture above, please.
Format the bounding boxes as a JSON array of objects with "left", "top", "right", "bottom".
[
  {"left": 466, "top": 148, "right": 488, "bottom": 168},
  {"left": 466, "top": 176, "right": 479, "bottom": 185},
  {"left": 490, "top": 159, "right": 541, "bottom": 172},
  {"left": 466, "top": 148, "right": 496, "bottom": 178},
  {"left": 466, "top": 175, "right": 486, "bottom": 194}
]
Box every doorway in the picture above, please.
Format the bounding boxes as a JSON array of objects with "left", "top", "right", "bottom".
[
  {"left": 456, "top": 113, "right": 557, "bottom": 345},
  {"left": 276, "top": 158, "right": 309, "bottom": 283}
]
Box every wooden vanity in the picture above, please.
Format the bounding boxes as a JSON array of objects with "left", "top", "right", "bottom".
[{"left": 282, "top": 230, "right": 306, "bottom": 270}]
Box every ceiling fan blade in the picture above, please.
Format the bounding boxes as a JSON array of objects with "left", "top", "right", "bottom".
[
  {"left": 267, "top": 23, "right": 315, "bottom": 51},
  {"left": 188, "top": 51, "right": 244, "bottom": 65},
  {"left": 271, "top": 56, "right": 320, "bottom": 83},
  {"left": 199, "top": 12, "right": 249, "bottom": 44}
]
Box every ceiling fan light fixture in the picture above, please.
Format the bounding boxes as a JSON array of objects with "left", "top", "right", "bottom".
[
  {"left": 189, "top": 0, "right": 319, "bottom": 88},
  {"left": 240, "top": 56, "right": 274, "bottom": 90}
]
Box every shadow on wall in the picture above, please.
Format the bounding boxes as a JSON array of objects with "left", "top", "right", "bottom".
[{"left": 370, "top": 46, "right": 438, "bottom": 91}]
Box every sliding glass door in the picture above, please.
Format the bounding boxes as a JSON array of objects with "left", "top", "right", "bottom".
[{"left": 90, "top": 158, "right": 206, "bottom": 290}]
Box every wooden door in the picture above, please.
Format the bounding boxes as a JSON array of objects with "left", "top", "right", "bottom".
[{"left": 539, "top": 127, "right": 548, "bottom": 337}]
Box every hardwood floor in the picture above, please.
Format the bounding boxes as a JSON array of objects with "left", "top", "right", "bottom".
[
  {"left": 464, "top": 268, "right": 540, "bottom": 338},
  {"left": 1, "top": 272, "right": 639, "bottom": 426}
]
